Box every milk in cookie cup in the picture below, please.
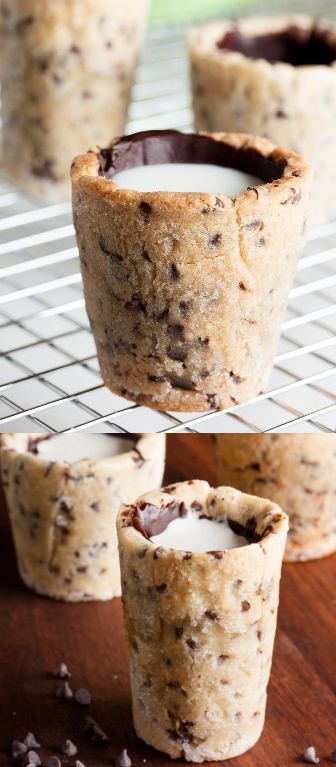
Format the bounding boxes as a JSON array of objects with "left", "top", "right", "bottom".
[
  {"left": 117, "top": 480, "right": 288, "bottom": 761},
  {"left": 189, "top": 14, "right": 336, "bottom": 224},
  {"left": 0, "top": 0, "right": 149, "bottom": 200},
  {"left": 214, "top": 434, "right": 336, "bottom": 563},
  {"left": 0, "top": 433, "right": 165, "bottom": 601},
  {"left": 71, "top": 128, "right": 311, "bottom": 413}
]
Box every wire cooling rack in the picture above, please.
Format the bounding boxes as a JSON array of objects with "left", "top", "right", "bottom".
[{"left": 1, "top": 17, "right": 336, "bottom": 434}]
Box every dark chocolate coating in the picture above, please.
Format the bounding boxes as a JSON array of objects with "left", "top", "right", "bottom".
[
  {"left": 98, "top": 129, "right": 287, "bottom": 184},
  {"left": 216, "top": 24, "right": 336, "bottom": 66}
]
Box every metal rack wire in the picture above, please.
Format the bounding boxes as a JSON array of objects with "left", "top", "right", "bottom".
[{"left": 1, "top": 20, "right": 336, "bottom": 434}]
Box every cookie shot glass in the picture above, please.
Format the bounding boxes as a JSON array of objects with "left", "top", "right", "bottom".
[
  {"left": 117, "top": 480, "right": 288, "bottom": 761},
  {"left": 189, "top": 14, "right": 336, "bottom": 225},
  {"left": 0, "top": 433, "right": 165, "bottom": 601},
  {"left": 214, "top": 434, "right": 336, "bottom": 563},
  {"left": 71, "top": 129, "right": 311, "bottom": 413},
  {"left": 0, "top": 0, "right": 149, "bottom": 200}
]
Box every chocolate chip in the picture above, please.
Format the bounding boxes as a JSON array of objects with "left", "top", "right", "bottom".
[
  {"left": 198, "top": 336, "right": 209, "bottom": 345},
  {"left": 90, "top": 502, "right": 100, "bottom": 512},
  {"left": 12, "top": 741, "right": 27, "bottom": 758},
  {"left": 115, "top": 750, "right": 132, "bottom": 767},
  {"left": 70, "top": 44, "right": 81, "bottom": 54},
  {"left": 142, "top": 248, "right": 151, "bottom": 262},
  {"left": 169, "top": 263, "right": 180, "bottom": 281},
  {"left": 61, "top": 740, "right": 77, "bottom": 757},
  {"left": 206, "top": 393, "right": 218, "bottom": 409},
  {"left": 241, "top": 601, "right": 251, "bottom": 612},
  {"left": 209, "top": 233, "right": 222, "bottom": 247},
  {"left": 139, "top": 201, "right": 152, "bottom": 220},
  {"left": 148, "top": 374, "right": 167, "bottom": 383},
  {"left": 215, "top": 197, "right": 225, "bottom": 207},
  {"left": 218, "top": 654, "right": 229, "bottom": 663},
  {"left": 23, "top": 737, "right": 38, "bottom": 754},
  {"left": 179, "top": 300, "right": 191, "bottom": 314},
  {"left": 191, "top": 501, "right": 202, "bottom": 510},
  {"left": 168, "top": 346, "right": 188, "bottom": 361},
  {"left": 84, "top": 716, "right": 109, "bottom": 741},
  {"left": 245, "top": 218, "right": 263, "bottom": 230},
  {"left": 156, "top": 583, "right": 168, "bottom": 592},
  {"left": 44, "top": 758, "right": 61, "bottom": 767},
  {"left": 239, "top": 282, "right": 247, "bottom": 290},
  {"left": 169, "top": 324, "right": 184, "bottom": 340},
  {"left": 186, "top": 639, "right": 198, "bottom": 650},
  {"left": 175, "top": 627, "right": 183, "bottom": 639},
  {"left": 126, "top": 296, "right": 146, "bottom": 313},
  {"left": 205, "top": 610, "right": 217, "bottom": 620},
  {"left": 74, "top": 687, "right": 91, "bottom": 705},
  {"left": 56, "top": 681, "right": 73, "bottom": 699},
  {"left": 25, "top": 752, "right": 41, "bottom": 766},
  {"left": 53, "top": 662, "right": 71, "bottom": 678},
  {"left": 301, "top": 747, "right": 319, "bottom": 764},
  {"left": 157, "top": 307, "right": 169, "bottom": 321},
  {"left": 99, "top": 237, "right": 124, "bottom": 262},
  {"left": 331, "top": 749, "right": 336, "bottom": 763}
]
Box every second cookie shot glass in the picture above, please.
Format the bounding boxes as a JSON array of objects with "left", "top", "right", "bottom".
[
  {"left": 71, "top": 129, "right": 311, "bottom": 413},
  {"left": 117, "top": 480, "right": 288, "bottom": 761}
]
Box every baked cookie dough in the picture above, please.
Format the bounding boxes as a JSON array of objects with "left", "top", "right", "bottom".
[
  {"left": 0, "top": 433, "right": 165, "bottom": 601},
  {"left": 189, "top": 14, "right": 336, "bottom": 226},
  {"left": 214, "top": 434, "right": 336, "bottom": 563},
  {"left": 0, "top": 0, "right": 149, "bottom": 201},
  {"left": 71, "top": 129, "right": 311, "bottom": 412},
  {"left": 117, "top": 480, "right": 288, "bottom": 761}
]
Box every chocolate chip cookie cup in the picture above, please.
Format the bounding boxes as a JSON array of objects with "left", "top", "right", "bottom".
[
  {"left": 71, "top": 129, "right": 311, "bottom": 413},
  {"left": 0, "top": 433, "right": 165, "bottom": 602},
  {"left": 117, "top": 480, "right": 288, "bottom": 761},
  {"left": 0, "top": 0, "right": 149, "bottom": 201},
  {"left": 189, "top": 14, "right": 336, "bottom": 226},
  {"left": 214, "top": 434, "right": 336, "bottom": 563}
]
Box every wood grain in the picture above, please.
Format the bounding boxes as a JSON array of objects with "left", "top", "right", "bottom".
[{"left": 0, "top": 435, "right": 335, "bottom": 767}]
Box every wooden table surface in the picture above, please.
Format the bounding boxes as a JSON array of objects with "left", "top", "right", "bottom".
[{"left": 0, "top": 435, "right": 335, "bottom": 767}]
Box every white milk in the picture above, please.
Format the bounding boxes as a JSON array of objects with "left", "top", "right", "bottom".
[
  {"left": 113, "top": 163, "right": 261, "bottom": 196},
  {"left": 34, "top": 434, "right": 135, "bottom": 463},
  {"left": 151, "top": 510, "right": 248, "bottom": 552}
]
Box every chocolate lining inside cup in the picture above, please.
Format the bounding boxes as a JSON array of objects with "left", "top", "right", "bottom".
[
  {"left": 216, "top": 25, "right": 336, "bottom": 66},
  {"left": 98, "top": 129, "right": 287, "bottom": 184},
  {"left": 124, "top": 499, "right": 274, "bottom": 544}
]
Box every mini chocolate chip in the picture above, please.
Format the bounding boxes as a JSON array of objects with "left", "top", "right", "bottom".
[
  {"left": 75, "top": 687, "right": 91, "bottom": 705},
  {"left": 218, "top": 654, "right": 229, "bottom": 663},
  {"left": 156, "top": 583, "right": 168, "bottom": 592},
  {"left": 56, "top": 681, "right": 73, "bottom": 699},
  {"left": 115, "top": 750, "right": 132, "bottom": 767},
  {"left": 126, "top": 296, "right": 146, "bottom": 313},
  {"left": 241, "top": 601, "right": 251, "bottom": 612},
  {"left": 179, "top": 300, "right": 191, "bottom": 314},
  {"left": 70, "top": 44, "right": 81, "bottom": 54},
  {"left": 53, "top": 662, "right": 71, "bottom": 678},
  {"left": 90, "top": 502, "right": 100, "bottom": 512},
  {"left": 244, "top": 219, "right": 262, "bottom": 230},
  {"left": 183, "top": 552, "right": 192, "bottom": 560},
  {"left": 215, "top": 197, "right": 225, "bottom": 207},
  {"left": 209, "top": 233, "right": 222, "bottom": 247},
  {"left": 99, "top": 237, "right": 124, "bottom": 262},
  {"left": 209, "top": 551, "right": 224, "bottom": 559},
  {"left": 24, "top": 735, "right": 40, "bottom": 750},
  {"left": 186, "top": 639, "right": 198, "bottom": 650},
  {"left": 44, "top": 758, "right": 61, "bottom": 767},
  {"left": 169, "top": 263, "right": 180, "bottom": 280},
  {"left": 148, "top": 374, "right": 167, "bottom": 382},
  {"left": 301, "top": 747, "right": 319, "bottom": 764},
  {"left": 204, "top": 610, "right": 217, "bottom": 620},
  {"left": 168, "top": 346, "right": 188, "bottom": 362},
  {"left": 139, "top": 201, "right": 152, "bottom": 220},
  {"left": 239, "top": 282, "right": 247, "bottom": 290},
  {"left": 198, "top": 336, "right": 209, "bottom": 345},
  {"left": 26, "top": 752, "right": 41, "bottom": 766},
  {"left": 84, "top": 716, "right": 109, "bottom": 741},
  {"left": 142, "top": 248, "right": 151, "bottom": 262},
  {"left": 206, "top": 393, "right": 218, "bottom": 409},
  {"left": 175, "top": 627, "right": 183, "bottom": 639},
  {"left": 12, "top": 741, "right": 27, "bottom": 758},
  {"left": 157, "top": 307, "right": 169, "bottom": 321},
  {"left": 61, "top": 740, "right": 77, "bottom": 757},
  {"left": 191, "top": 501, "right": 202, "bottom": 510},
  {"left": 169, "top": 324, "right": 184, "bottom": 340}
]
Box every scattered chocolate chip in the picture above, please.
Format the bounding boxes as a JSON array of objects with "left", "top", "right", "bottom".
[
  {"left": 218, "top": 654, "right": 229, "bottom": 663},
  {"left": 139, "top": 201, "right": 152, "bottom": 220},
  {"left": 186, "top": 639, "right": 198, "bottom": 650},
  {"left": 156, "top": 307, "right": 169, "bottom": 321},
  {"left": 169, "top": 263, "right": 180, "bottom": 281},
  {"left": 84, "top": 716, "right": 109, "bottom": 741},
  {"left": 209, "top": 233, "right": 222, "bottom": 247},
  {"left": 74, "top": 687, "right": 91, "bottom": 706},
  {"left": 301, "top": 747, "right": 319, "bottom": 764},
  {"left": 61, "top": 740, "right": 77, "bottom": 757},
  {"left": 198, "top": 336, "right": 209, "bottom": 345},
  {"left": 24, "top": 734, "right": 40, "bottom": 749},
  {"left": 156, "top": 583, "right": 168, "bottom": 592},
  {"left": 331, "top": 748, "right": 336, "bottom": 763},
  {"left": 179, "top": 299, "right": 191, "bottom": 314},
  {"left": 12, "top": 741, "right": 27, "bottom": 758},
  {"left": 168, "top": 346, "right": 188, "bottom": 362},
  {"left": 175, "top": 627, "right": 183, "bottom": 639},
  {"left": 245, "top": 219, "right": 262, "bottom": 230},
  {"left": 142, "top": 248, "right": 151, "bottom": 262},
  {"left": 239, "top": 282, "right": 247, "bottom": 290},
  {"left": 90, "top": 502, "right": 100, "bottom": 512},
  {"left": 168, "top": 324, "right": 184, "bottom": 340},
  {"left": 204, "top": 610, "right": 217, "bottom": 620},
  {"left": 44, "top": 758, "right": 61, "bottom": 767},
  {"left": 241, "top": 600, "right": 251, "bottom": 612},
  {"left": 115, "top": 750, "right": 132, "bottom": 767},
  {"left": 148, "top": 374, "right": 167, "bottom": 383},
  {"left": 56, "top": 681, "right": 73, "bottom": 699},
  {"left": 26, "top": 752, "right": 41, "bottom": 766},
  {"left": 206, "top": 393, "right": 218, "bottom": 409},
  {"left": 53, "top": 662, "right": 71, "bottom": 678},
  {"left": 99, "top": 237, "right": 124, "bottom": 262}
]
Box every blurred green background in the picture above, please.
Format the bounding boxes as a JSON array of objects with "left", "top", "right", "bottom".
[{"left": 150, "top": 0, "right": 335, "bottom": 23}]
